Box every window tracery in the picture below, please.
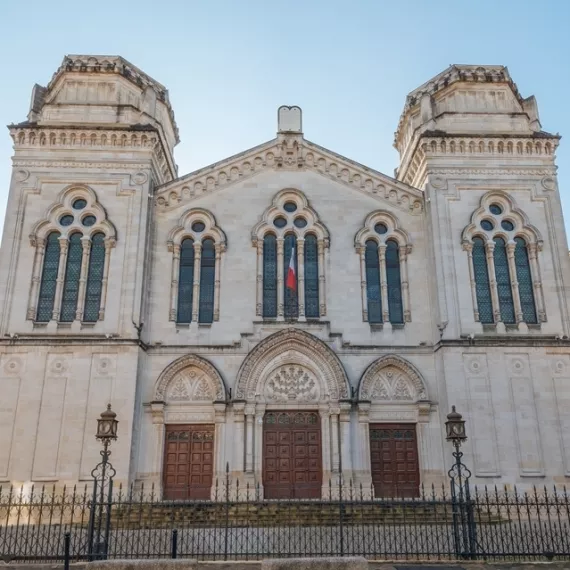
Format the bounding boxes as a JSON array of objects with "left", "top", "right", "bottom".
[
  {"left": 355, "top": 211, "right": 412, "bottom": 325},
  {"left": 462, "top": 192, "right": 544, "bottom": 327},
  {"left": 28, "top": 185, "right": 116, "bottom": 323},
  {"left": 252, "top": 189, "right": 329, "bottom": 321},
  {"left": 167, "top": 208, "right": 226, "bottom": 324}
]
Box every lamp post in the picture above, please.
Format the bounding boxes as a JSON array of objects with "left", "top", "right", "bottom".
[
  {"left": 445, "top": 405, "right": 476, "bottom": 560},
  {"left": 88, "top": 404, "right": 118, "bottom": 560}
]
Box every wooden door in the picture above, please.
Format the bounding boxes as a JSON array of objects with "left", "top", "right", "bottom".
[
  {"left": 163, "top": 424, "right": 214, "bottom": 500},
  {"left": 263, "top": 411, "right": 322, "bottom": 499},
  {"left": 369, "top": 423, "right": 420, "bottom": 498}
]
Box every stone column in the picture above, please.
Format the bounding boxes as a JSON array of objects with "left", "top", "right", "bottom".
[
  {"left": 213, "top": 243, "right": 223, "bottom": 321},
  {"left": 150, "top": 401, "right": 165, "bottom": 492},
  {"left": 27, "top": 237, "right": 46, "bottom": 320},
  {"left": 528, "top": 243, "right": 546, "bottom": 322},
  {"left": 277, "top": 238, "right": 284, "bottom": 320},
  {"left": 75, "top": 236, "right": 92, "bottom": 321},
  {"left": 244, "top": 404, "right": 255, "bottom": 474},
  {"left": 485, "top": 241, "right": 500, "bottom": 324},
  {"left": 255, "top": 240, "right": 263, "bottom": 317},
  {"left": 400, "top": 245, "right": 412, "bottom": 322},
  {"left": 232, "top": 402, "right": 246, "bottom": 476},
  {"left": 356, "top": 402, "right": 372, "bottom": 493},
  {"left": 98, "top": 238, "right": 114, "bottom": 320},
  {"left": 507, "top": 241, "right": 526, "bottom": 330},
  {"left": 191, "top": 242, "right": 202, "bottom": 322},
  {"left": 378, "top": 244, "right": 390, "bottom": 327},
  {"left": 168, "top": 243, "right": 181, "bottom": 321},
  {"left": 213, "top": 402, "right": 227, "bottom": 492},
  {"left": 319, "top": 405, "right": 332, "bottom": 497},
  {"left": 463, "top": 242, "right": 479, "bottom": 322},
  {"left": 254, "top": 405, "right": 266, "bottom": 496},
  {"left": 358, "top": 246, "right": 368, "bottom": 321},
  {"left": 318, "top": 239, "right": 326, "bottom": 317},
  {"left": 52, "top": 236, "right": 69, "bottom": 322},
  {"left": 330, "top": 407, "right": 340, "bottom": 473},
  {"left": 339, "top": 401, "right": 353, "bottom": 482},
  {"left": 297, "top": 238, "right": 305, "bottom": 320}
]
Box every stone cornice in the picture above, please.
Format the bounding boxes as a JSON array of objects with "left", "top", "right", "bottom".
[{"left": 155, "top": 134, "right": 424, "bottom": 215}]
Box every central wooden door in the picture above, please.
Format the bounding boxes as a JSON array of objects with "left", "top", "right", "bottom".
[
  {"left": 263, "top": 411, "right": 322, "bottom": 499},
  {"left": 163, "top": 424, "right": 214, "bottom": 500},
  {"left": 369, "top": 423, "right": 420, "bottom": 498}
]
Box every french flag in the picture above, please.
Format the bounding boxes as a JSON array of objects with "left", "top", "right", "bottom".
[{"left": 286, "top": 244, "right": 297, "bottom": 292}]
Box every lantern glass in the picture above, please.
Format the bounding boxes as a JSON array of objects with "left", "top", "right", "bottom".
[
  {"left": 445, "top": 405, "right": 467, "bottom": 443},
  {"left": 96, "top": 404, "right": 118, "bottom": 442}
]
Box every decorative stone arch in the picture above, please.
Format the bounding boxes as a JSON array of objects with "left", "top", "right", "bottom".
[
  {"left": 154, "top": 354, "right": 227, "bottom": 402},
  {"left": 166, "top": 208, "right": 227, "bottom": 322},
  {"left": 27, "top": 184, "right": 116, "bottom": 323},
  {"left": 235, "top": 328, "right": 349, "bottom": 401},
  {"left": 461, "top": 191, "right": 546, "bottom": 326},
  {"left": 251, "top": 189, "right": 330, "bottom": 319},
  {"left": 358, "top": 355, "right": 428, "bottom": 403},
  {"left": 354, "top": 210, "right": 412, "bottom": 324}
]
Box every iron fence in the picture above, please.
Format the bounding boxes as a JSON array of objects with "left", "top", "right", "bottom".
[{"left": 1, "top": 478, "right": 570, "bottom": 562}]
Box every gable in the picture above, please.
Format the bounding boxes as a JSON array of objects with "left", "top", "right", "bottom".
[{"left": 155, "top": 134, "right": 424, "bottom": 216}]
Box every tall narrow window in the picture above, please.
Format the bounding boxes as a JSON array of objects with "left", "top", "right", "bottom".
[
  {"left": 177, "top": 238, "right": 194, "bottom": 323},
  {"left": 515, "top": 237, "right": 537, "bottom": 324},
  {"left": 365, "top": 239, "right": 382, "bottom": 323},
  {"left": 493, "top": 237, "right": 515, "bottom": 324},
  {"left": 60, "top": 233, "right": 83, "bottom": 322},
  {"left": 263, "top": 234, "right": 277, "bottom": 318},
  {"left": 304, "top": 234, "right": 319, "bottom": 318},
  {"left": 283, "top": 233, "right": 298, "bottom": 319},
  {"left": 386, "top": 240, "right": 403, "bottom": 324},
  {"left": 36, "top": 232, "right": 61, "bottom": 322},
  {"left": 84, "top": 233, "right": 105, "bottom": 322},
  {"left": 199, "top": 238, "right": 215, "bottom": 323},
  {"left": 472, "top": 237, "right": 493, "bottom": 323}
]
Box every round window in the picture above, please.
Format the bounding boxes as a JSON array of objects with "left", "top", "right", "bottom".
[
  {"left": 60, "top": 215, "right": 74, "bottom": 226},
  {"left": 501, "top": 220, "right": 514, "bottom": 231},
  {"left": 273, "top": 217, "right": 287, "bottom": 229},
  {"left": 283, "top": 202, "right": 297, "bottom": 213},
  {"left": 480, "top": 219, "right": 494, "bottom": 231},
  {"left": 82, "top": 215, "right": 96, "bottom": 227},
  {"left": 294, "top": 217, "right": 307, "bottom": 228},
  {"left": 374, "top": 223, "right": 388, "bottom": 235},
  {"left": 72, "top": 199, "right": 87, "bottom": 210},
  {"left": 191, "top": 221, "right": 205, "bottom": 232},
  {"left": 489, "top": 204, "right": 503, "bottom": 215}
]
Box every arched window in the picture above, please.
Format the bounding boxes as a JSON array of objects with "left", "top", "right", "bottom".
[
  {"left": 493, "top": 237, "right": 515, "bottom": 324},
  {"left": 263, "top": 234, "right": 277, "bottom": 318},
  {"left": 365, "top": 239, "right": 382, "bottom": 324},
  {"left": 177, "top": 238, "right": 194, "bottom": 323},
  {"left": 515, "top": 237, "right": 537, "bottom": 324},
  {"left": 283, "top": 233, "right": 298, "bottom": 319},
  {"left": 304, "top": 234, "right": 319, "bottom": 318},
  {"left": 84, "top": 233, "right": 105, "bottom": 322},
  {"left": 199, "top": 238, "right": 215, "bottom": 323},
  {"left": 36, "top": 232, "right": 61, "bottom": 322},
  {"left": 60, "top": 233, "right": 83, "bottom": 322},
  {"left": 386, "top": 240, "right": 403, "bottom": 324},
  {"left": 472, "top": 237, "right": 493, "bottom": 324}
]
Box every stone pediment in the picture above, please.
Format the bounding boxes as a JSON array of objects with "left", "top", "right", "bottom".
[{"left": 155, "top": 134, "right": 424, "bottom": 215}]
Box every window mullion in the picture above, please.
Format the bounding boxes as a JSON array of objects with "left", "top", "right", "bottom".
[
  {"left": 75, "top": 236, "right": 91, "bottom": 322},
  {"left": 318, "top": 239, "right": 326, "bottom": 317},
  {"left": 276, "top": 238, "right": 284, "bottom": 321},
  {"left": 485, "top": 241, "right": 501, "bottom": 323},
  {"left": 297, "top": 238, "right": 305, "bottom": 321},
  {"left": 358, "top": 245, "right": 368, "bottom": 322},
  {"left": 169, "top": 244, "right": 181, "bottom": 321},
  {"left": 27, "top": 238, "right": 46, "bottom": 320},
  {"left": 378, "top": 244, "right": 389, "bottom": 325},
  {"left": 464, "top": 243, "right": 480, "bottom": 321},
  {"left": 527, "top": 243, "right": 546, "bottom": 322},
  {"left": 52, "top": 236, "right": 69, "bottom": 322},
  {"left": 213, "top": 243, "right": 223, "bottom": 321},
  {"left": 399, "top": 245, "right": 411, "bottom": 322},
  {"left": 255, "top": 240, "right": 263, "bottom": 317},
  {"left": 191, "top": 242, "right": 202, "bottom": 323},
  {"left": 506, "top": 241, "right": 523, "bottom": 323},
  {"left": 98, "top": 239, "right": 113, "bottom": 320}
]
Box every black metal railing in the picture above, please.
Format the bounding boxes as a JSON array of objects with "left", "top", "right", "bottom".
[{"left": 1, "top": 478, "right": 570, "bottom": 562}]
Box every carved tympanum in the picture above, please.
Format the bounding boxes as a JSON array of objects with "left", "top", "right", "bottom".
[{"left": 265, "top": 366, "right": 319, "bottom": 402}]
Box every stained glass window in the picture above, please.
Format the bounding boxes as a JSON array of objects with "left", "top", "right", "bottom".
[
  {"left": 365, "top": 239, "right": 382, "bottom": 323},
  {"left": 177, "top": 238, "right": 194, "bottom": 323},
  {"left": 494, "top": 237, "right": 515, "bottom": 324},
  {"left": 84, "top": 233, "right": 105, "bottom": 322},
  {"left": 262, "top": 234, "right": 277, "bottom": 318},
  {"left": 386, "top": 240, "right": 403, "bottom": 324},
  {"left": 36, "top": 232, "right": 61, "bottom": 322},
  {"left": 60, "top": 233, "right": 83, "bottom": 322},
  {"left": 472, "top": 237, "right": 493, "bottom": 323},
  {"left": 199, "top": 238, "right": 215, "bottom": 323},
  {"left": 283, "top": 233, "right": 298, "bottom": 319},
  {"left": 304, "top": 234, "right": 319, "bottom": 318},
  {"left": 515, "top": 237, "right": 537, "bottom": 324}
]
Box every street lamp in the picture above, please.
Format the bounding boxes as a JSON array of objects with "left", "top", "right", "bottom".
[
  {"left": 445, "top": 405, "right": 467, "bottom": 448},
  {"left": 96, "top": 403, "right": 119, "bottom": 444}
]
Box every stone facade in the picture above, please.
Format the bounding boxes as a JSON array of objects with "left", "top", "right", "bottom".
[{"left": 0, "top": 58, "right": 569, "bottom": 494}]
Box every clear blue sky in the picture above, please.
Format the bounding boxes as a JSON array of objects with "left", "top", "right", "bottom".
[{"left": 0, "top": 0, "right": 569, "bottom": 240}]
